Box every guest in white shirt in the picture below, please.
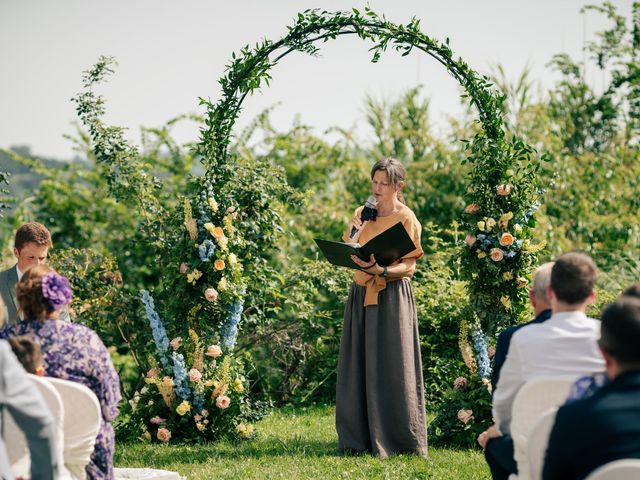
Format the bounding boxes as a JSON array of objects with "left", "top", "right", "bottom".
[
  {"left": 0, "top": 222, "right": 52, "bottom": 328},
  {"left": 478, "top": 252, "right": 606, "bottom": 480}
]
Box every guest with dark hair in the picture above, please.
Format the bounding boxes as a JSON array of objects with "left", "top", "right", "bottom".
[
  {"left": 543, "top": 296, "right": 640, "bottom": 480},
  {"left": 479, "top": 252, "right": 605, "bottom": 480},
  {"left": 622, "top": 283, "right": 640, "bottom": 299},
  {"left": 1, "top": 265, "right": 121, "bottom": 480},
  {"left": 8, "top": 335, "right": 44, "bottom": 375}
]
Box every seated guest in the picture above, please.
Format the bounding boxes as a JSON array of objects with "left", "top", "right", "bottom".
[
  {"left": 622, "top": 283, "right": 640, "bottom": 298},
  {"left": 8, "top": 335, "right": 45, "bottom": 375},
  {"left": 492, "top": 262, "right": 554, "bottom": 393},
  {"left": 1, "top": 266, "right": 121, "bottom": 480},
  {"left": 0, "top": 300, "right": 58, "bottom": 480},
  {"left": 543, "top": 296, "right": 640, "bottom": 480},
  {"left": 478, "top": 252, "right": 605, "bottom": 480}
]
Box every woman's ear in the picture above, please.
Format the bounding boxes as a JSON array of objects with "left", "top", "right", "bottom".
[{"left": 397, "top": 180, "right": 405, "bottom": 190}]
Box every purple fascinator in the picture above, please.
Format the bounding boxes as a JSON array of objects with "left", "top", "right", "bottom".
[{"left": 42, "top": 271, "right": 73, "bottom": 311}]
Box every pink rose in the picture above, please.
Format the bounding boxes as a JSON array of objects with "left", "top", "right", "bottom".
[
  {"left": 453, "top": 377, "right": 468, "bottom": 390},
  {"left": 457, "top": 409, "right": 474, "bottom": 424},
  {"left": 179, "top": 263, "right": 189, "bottom": 274},
  {"left": 156, "top": 427, "right": 171, "bottom": 443},
  {"left": 170, "top": 337, "right": 182, "bottom": 350},
  {"left": 490, "top": 248, "right": 504, "bottom": 262},
  {"left": 204, "top": 288, "right": 218, "bottom": 302},
  {"left": 464, "top": 203, "right": 480, "bottom": 214},
  {"left": 216, "top": 395, "right": 231, "bottom": 409},
  {"left": 496, "top": 184, "right": 512, "bottom": 196},
  {"left": 146, "top": 368, "right": 159, "bottom": 379},
  {"left": 206, "top": 345, "right": 223, "bottom": 358},
  {"left": 188, "top": 368, "right": 202, "bottom": 383},
  {"left": 465, "top": 234, "right": 477, "bottom": 247},
  {"left": 150, "top": 416, "right": 166, "bottom": 425}
]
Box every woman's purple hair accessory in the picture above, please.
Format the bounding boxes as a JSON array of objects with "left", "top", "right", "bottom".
[{"left": 42, "top": 271, "right": 73, "bottom": 311}]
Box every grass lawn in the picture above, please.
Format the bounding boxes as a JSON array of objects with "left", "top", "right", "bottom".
[{"left": 115, "top": 406, "right": 490, "bottom": 479}]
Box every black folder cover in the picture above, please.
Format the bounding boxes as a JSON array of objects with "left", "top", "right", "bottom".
[{"left": 314, "top": 222, "right": 416, "bottom": 270}]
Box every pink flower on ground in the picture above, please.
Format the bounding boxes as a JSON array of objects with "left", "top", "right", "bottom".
[
  {"left": 188, "top": 368, "right": 202, "bottom": 383},
  {"left": 150, "top": 416, "right": 166, "bottom": 425},
  {"left": 170, "top": 337, "right": 182, "bottom": 350},
  {"left": 146, "top": 368, "right": 160, "bottom": 378},
  {"left": 204, "top": 288, "right": 218, "bottom": 302},
  {"left": 457, "top": 409, "right": 474, "bottom": 425},
  {"left": 216, "top": 395, "right": 231, "bottom": 409},
  {"left": 157, "top": 427, "right": 171, "bottom": 442},
  {"left": 490, "top": 248, "right": 505, "bottom": 262},
  {"left": 206, "top": 345, "right": 223, "bottom": 358}
]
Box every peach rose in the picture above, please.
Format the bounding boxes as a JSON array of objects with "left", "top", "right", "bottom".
[
  {"left": 490, "top": 248, "right": 504, "bottom": 262},
  {"left": 214, "top": 259, "right": 225, "bottom": 271},
  {"left": 188, "top": 368, "right": 202, "bottom": 383},
  {"left": 206, "top": 344, "right": 223, "bottom": 358},
  {"left": 457, "top": 409, "right": 474, "bottom": 424},
  {"left": 179, "top": 263, "right": 189, "bottom": 274},
  {"left": 146, "top": 368, "right": 160, "bottom": 378},
  {"left": 204, "top": 288, "right": 218, "bottom": 302},
  {"left": 196, "top": 422, "right": 206, "bottom": 432},
  {"left": 157, "top": 427, "right": 171, "bottom": 443},
  {"left": 464, "top": 203, "right": 480, "bottom": 214},
  {"left": 170, "top": 337, "right": 182, "bottom": 350},
  {"left": 211, "top": 226, "right": 224, "bottom": 239},
  {"left": 496, "top": 184, "right": 512, "bottom": 196},
  {"left": 216, "top": 395, "right": 231, "bottom": 409},
  {"left": 465, "top": 234, "right": 477, "bottom": 247},
  {"left": 217, "top": 236, "right": 228, "bottom": 249},
  {"left": 499, "top": 232, "right": 515, "bottom": 246}
]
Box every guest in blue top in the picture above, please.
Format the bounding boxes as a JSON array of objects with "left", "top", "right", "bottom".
[
  {"left": 491, "top": 262, "right": 554, "bottom": 393},
  {"left": 1, "top": 265, "right": 121, "bottom": 480}
]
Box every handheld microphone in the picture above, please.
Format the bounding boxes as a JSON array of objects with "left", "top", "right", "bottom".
[{"left": 349, "top": 196, "right": 378, "bottom": 238}]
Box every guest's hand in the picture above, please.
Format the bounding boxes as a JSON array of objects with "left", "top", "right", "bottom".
[
  {"left": 477, "top": 424, "right": 500, "bottom": 449},
  {"left": 350, "top": 254, "right": 384, "bottom": 275}
]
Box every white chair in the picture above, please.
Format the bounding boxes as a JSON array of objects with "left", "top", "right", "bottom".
[
  {"left": 586, "top": 459, "right": 640, "bottom": 480},
  {"left": 4, "top": 374, "right": 67, "bottom": 479},
  {"left": 526, "top": 408, "right": 558, "bottom": 480},
  {"left": 509, "top": 376, "right": 575, "bottom": 480},
  {"left": 46, "top": 376, "right": 102, "bottom": 480}
]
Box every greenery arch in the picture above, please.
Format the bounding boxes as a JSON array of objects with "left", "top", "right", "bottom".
[{"left": 197, "top": 8, "right": 546, "bottom": 377}]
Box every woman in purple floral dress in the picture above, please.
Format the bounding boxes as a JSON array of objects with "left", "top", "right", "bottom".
[{"left": 0, "top": 265, "right": 121, "bottom": 480}]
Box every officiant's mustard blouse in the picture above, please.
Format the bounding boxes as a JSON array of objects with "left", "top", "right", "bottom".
[{"left": 342, "top": 203, "right": 423, "bottom": 307}]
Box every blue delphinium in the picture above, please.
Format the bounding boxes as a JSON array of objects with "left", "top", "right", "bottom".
[
  {"left": 198, "top": 239, "right": 216, "bottom": 262},
  {"left": 471, "top": 325, "right": 492, "bottom": 378},
  {"left": 141, "top": 290, "right": 170, "bottom": 370},
  {"left": 221, "top": 299, "right": 244, "bottom": 350},
  {"left": 193, "top": 391, "right": 205, "bottom": 412},
  {"left": 171, "top": 351, "right": 191, "bottom": 402}
]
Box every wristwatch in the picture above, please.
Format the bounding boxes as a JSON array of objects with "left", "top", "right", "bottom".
[{"left": 381, "top": 266, "right": 388, "bottom": 278}]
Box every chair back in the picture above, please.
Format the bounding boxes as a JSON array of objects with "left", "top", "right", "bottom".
[
  {"left": 585, "top": 459, "right": 640, "bottom": 480},
  {"left": 526, "top": 408, "right": 558, "bottom": 480},
  {"left": 5, "top": 374, "right": 66, "bottom": 479},
  {"left": 510, "top": 376, "right": 575, "bottom": 480},
  {"left": 46, "top": 377, "right": 102, "bottom": 480}
]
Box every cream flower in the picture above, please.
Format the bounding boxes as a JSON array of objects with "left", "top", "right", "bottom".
[
  {"left": 218, "top": 277, "right": 228, "bottom": 291},
  {"left": 486, "top": 218, "right": 497, "bottom": 231},
  {"left": 206, "top": 345, "right": 223, "bottom": 358},
  {"left": 228, "top": 253, "right": 238, "bottom": 266},
  {"left": 196, "top": 422, "right": 205, "bottom": 432},
  {"left": 500, "top": 295, "right": 512, "bottom": 310},
  {"left": 514, "top": 224, "right": 523, "bottom": 234},
  {"left": 208, "top": 197, "right": 218, "bottom": 213}
]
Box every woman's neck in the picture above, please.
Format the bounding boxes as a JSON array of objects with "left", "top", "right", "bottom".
[{"left": 376, "top": 198, "right": 401, "bottom": 217}]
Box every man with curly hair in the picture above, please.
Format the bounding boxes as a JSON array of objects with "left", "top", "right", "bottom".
[{"left": 0, "top": 222, "right": 52, "bottom": 327}]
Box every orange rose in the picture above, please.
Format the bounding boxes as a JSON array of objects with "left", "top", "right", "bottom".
[
  {"left": 499, "top": 232, "right": 515, "bottom": 246},
  {"left": 214, "top": 259, "right": 225, "bottom": 271},
  {"left": 490, "top": 248, "right": 504, "bottom": 262},
  {"left": 211, "top": 226, "right": 224, "bottom": 238}
]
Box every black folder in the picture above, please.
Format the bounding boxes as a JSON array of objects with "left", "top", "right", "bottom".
[{"left": 314, "top": 221, "right": 417, "bottom": 270}]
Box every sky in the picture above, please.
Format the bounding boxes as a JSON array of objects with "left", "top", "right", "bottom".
[{"left": 0, "top": 0, "right": 633, "bottom": 160}]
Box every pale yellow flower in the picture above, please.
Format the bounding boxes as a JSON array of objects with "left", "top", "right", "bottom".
[
  {"left": 228, "top": 253, "right": 238, "bottom": 266},
  {"left": 187, "top": 269, "right": 203, "bottom": 285},
  {"left": 486, "top": 218, "right": 497, "bottom": 231},
  {"left": 503, "top": 271, "right": 513, "bottom": 281},
  {"left": 477, "top": 251, "right": 487, "bottom": 259},
  {"left": 208, "top": 197, "right": 218, "bottom": 213},
  {"left": 477, "top": 221, "right": 486, "bottom": 232},
  {"left": 218, "top": 277, "right": 228, "bottom": 291},
  {"left": 500, "top": 295, "right": 512, "bottom": 310},
  {"left": 176, "top": 400, "right": 191, "bottom": 416},
  {"left": 233, "top": 378, "right": 244, "bottom": 393}
]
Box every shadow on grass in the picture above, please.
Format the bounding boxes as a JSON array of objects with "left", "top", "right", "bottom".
[{"left": 117, "top": 436, "right": 343, "bottom": 467}]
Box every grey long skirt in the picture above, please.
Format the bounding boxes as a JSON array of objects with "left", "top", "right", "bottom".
[{"left": 336, "top": 278, "right": 428, "bottom": 458}]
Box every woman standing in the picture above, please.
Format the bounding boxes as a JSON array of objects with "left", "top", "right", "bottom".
[
  {"left": 336, "top": 157, "right": 427, "bottom": 458},
  {"left": 1, "top": 265, "right": 121, "bottom": 479}
]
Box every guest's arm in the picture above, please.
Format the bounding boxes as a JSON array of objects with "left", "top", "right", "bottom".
[
  {"left": 0, "top": 341, "right": 58, "bottom": 480},
  {"left": 492, "top": 334, "right": 525, "bottom": 435}
]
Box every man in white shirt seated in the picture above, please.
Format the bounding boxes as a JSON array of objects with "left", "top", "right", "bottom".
[{"left": 478, "top": 252, "right": 606, "bottom": 480}]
